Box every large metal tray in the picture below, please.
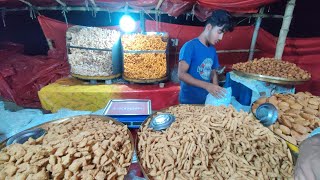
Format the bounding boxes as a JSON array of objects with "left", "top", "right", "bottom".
[
  {"left": 233, "top": 70, "right": 310, "bottom": 85},
  {"left": 0, "top": 115, "right": 135, "bottom": 165}
]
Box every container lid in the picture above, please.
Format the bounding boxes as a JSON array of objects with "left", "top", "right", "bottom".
[
  {"left": 255, "top": 103, "right": 278, "bottom": 126},
  {"left": 6, "top": 128, "right": 46, "bottom": 146},
  {"left": 149, "top": 113, "right": 176, "bottom": 131}
]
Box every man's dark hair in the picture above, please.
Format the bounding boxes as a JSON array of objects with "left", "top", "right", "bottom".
[{"left": 206, "top": 9, "right": 234, "bottom": 32}]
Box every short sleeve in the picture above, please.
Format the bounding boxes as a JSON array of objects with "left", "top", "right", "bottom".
[
  {"left": 179, "top": 41, "right": 193, "bottom": 65},
  {"left": 212, "top": 50, "right": 220, "bottom": 69}
]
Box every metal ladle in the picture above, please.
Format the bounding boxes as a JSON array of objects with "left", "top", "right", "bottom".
[{"left": 255, "top": 103, "right": 278, "bottom": 127}]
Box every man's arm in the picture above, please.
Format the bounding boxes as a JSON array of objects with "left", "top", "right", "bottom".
[
  {"left": 211, "top": 70, "right": 219, "bottom": 85},
  {"left": 178, "top": 61, "right": 225, "bottom": 98}
]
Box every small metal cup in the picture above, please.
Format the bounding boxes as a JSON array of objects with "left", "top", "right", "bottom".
[{"left": 149, "top": 114, "right": 176, "bottom": 131}]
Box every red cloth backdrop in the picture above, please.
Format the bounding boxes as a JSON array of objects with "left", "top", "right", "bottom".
[
  {"left": 1, "top": 0, "right": 280, "bottom": 21},
  {"left": 0, "top": 42, "right": 69, "bottom": 107}
]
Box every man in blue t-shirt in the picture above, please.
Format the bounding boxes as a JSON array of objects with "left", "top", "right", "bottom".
[{"left": 178, "top": 10, "right": 234, "bottom": 104}]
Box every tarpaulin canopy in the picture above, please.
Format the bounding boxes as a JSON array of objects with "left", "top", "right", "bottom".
[{"left": 0, "top": 0, "right": 280, "bottom": 21}]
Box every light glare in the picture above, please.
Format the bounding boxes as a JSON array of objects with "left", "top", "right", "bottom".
[{"left": 120, "top": 15, "right": 136, "bottom": 33}]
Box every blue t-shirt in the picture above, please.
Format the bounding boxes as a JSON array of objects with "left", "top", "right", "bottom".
[{"left": 179, "top": 38, "right": 220, "bottom": 104}]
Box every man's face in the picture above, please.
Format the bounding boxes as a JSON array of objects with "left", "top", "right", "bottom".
[{"left": 206, "top": 24, "right": 224, "bottom": 45}]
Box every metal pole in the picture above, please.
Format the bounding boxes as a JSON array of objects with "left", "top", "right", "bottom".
[
  {"left": 275, "top": 0, "right": 296, "bottom": 60},
  {"left": 248, "top": 7, "right": 264, "bottom": 61},
  {"left": 140, "top": 11, "right": 145, "bottom": 33}
]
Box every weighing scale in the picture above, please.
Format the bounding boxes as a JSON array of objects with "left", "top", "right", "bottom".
[{"left": 103, "top": 99, "right": 152, "bottom": 129}]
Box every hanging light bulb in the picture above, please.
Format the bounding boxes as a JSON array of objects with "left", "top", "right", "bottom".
[{"left": 119, "top": 14, "right": 136, "bottom": 33}]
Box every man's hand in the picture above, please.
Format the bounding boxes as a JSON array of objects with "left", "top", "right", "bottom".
[{"left": 205, "top": 84, "right": 226, "bottom": 98}]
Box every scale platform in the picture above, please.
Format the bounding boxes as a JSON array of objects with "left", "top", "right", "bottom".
[{"left": 103, "top": 99, "right": 152, "bottom": 128}]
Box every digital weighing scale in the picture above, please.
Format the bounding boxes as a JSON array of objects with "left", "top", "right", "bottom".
[{"left": 103, "top": 99, "right": 152, "bottom": 128}]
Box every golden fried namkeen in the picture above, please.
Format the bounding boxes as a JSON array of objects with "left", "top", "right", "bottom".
[
  {"left": 0, "top": 116, "right": 133, "bottom": 180},
  {"left": 138, "top": 105, "right": 294, "bottom": 180},
  {"left": 122, "top": 34, "right": 167, "bottom": 51},
  {"left": 124, "top": 53, "right": 167, "bottom": 79}
]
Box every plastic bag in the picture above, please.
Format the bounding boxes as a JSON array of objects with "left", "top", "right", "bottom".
[{"left": 205, "top": 87, "right": 232, "bottom": 106}]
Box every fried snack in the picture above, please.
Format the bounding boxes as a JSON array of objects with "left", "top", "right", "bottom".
[
  {"left": 138, "top": 105, "right": 294, "bottom": 180},
  {"left": 122, "top": 34, "right": 168, "bottom": 80},
  {"left": 124, "top": 53, "right": 167, "bottom": 79},
  {"left": 67, "top": 27, "right": 120, "bottom": 76},
  {"left": 121, "top": 34, "right": 167, "bottom": 51},
  {"left": 232, "top": 57, "right": 311, "bottom": 80},
  {"left": 252, "top": 92, "right": 320, "bottom": 145},
  {"left": 0, "top": 116, "right": 133, "bottom": 180}
]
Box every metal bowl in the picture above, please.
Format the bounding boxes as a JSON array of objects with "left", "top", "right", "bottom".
[
  {"left": 148, "top": 113, "right": 176, "bottom": 131},
  {"left": 6, "top": 128, "right": 46, "bottom": 146},
  {"left": 255, "top": 103, "right": 278, "bottom": 127}
]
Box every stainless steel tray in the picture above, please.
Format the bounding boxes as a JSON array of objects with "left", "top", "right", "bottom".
[{"left": 233, "top": 70, "right": 310, "bottom": 85}]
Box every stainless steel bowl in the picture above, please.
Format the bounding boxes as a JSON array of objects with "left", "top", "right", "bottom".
[
  {"left": 148, "top": 113, "right": 176, "bottom": 131},
  {"left": 255, "top": 103, "right": 278, "bottom": 127},
  {"left": 6, "top": 128, "right": 46, "bottom": 146}
]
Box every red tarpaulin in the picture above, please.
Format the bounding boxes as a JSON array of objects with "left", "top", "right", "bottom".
[
  {"left": 1, "top": 0, "right": 280, "bottom": 21},
  {"left": 1, "top": 15, "right": 320, "bottom": 109}
]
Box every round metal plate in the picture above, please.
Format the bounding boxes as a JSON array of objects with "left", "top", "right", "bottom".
[{"left": 233, "top": 70, "right": 310, "bottom": 85}]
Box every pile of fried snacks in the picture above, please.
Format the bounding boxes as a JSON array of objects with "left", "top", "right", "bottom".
[
  {"left": 138, "top": 105, "right": 294, "bottom": 180},
  {"left": 124, "top": 53, "right": 167, "bottom": 79},
  {"left": 233, "top": 57, "right": 311, "bottom": 80},
  {"left": 253, "top": 92, "right": 320, "bottom": 146},
  {"left": 121, "top": 34, "right": 167, "bottom": 51},
  {"left": 0, "top": 116, "right": 133, "bottom": 180}
]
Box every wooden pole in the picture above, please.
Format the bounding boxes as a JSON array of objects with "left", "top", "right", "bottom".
[
  {"left": 155, "top": 0, "right": 164, "bottom": 10},
  {"left": 275, "top": 0, "right": 296, "bottom": 60},
  {"left": 248, "top": 7, "right": 264, "bottom": 61},
  {"left": 46, "top": 38, "right": 53, "bottom": 50}
]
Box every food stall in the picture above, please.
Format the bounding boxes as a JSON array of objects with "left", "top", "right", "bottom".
[{"left": 1, "top": 0, "right": 320, "bottom": 179}]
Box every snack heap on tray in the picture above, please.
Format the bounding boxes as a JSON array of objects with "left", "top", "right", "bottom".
[
  {"left": 138, "top": 105, "right": 294, "bottom": 180},
  {"left": 252, "top": 92, "right": 320, "bottom": 146},
  {"left": 122, "top": 34, "right": 167, "bottom": 80},
  {"left": 0, "top": 116, "right": 133, "bottom": 180},
  {"left": 232, "top": 58, "right": 311, "bottom": 80},
  {"left": 67, "top": 26, "right": 120, "bottom": 77}
]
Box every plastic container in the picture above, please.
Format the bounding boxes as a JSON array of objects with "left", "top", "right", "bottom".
[{"left": 66, "top": 26, "right": 123, "bottom": 80}]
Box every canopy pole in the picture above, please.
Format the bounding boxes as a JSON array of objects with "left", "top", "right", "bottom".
[
  {"left": 275, "top": 0, "right": 296, "bottom": 60},
  {"left": 248, "top": 6, "right": 264, "bottom": 61},
  {"left": 46, "top": 38, "right": 53, "bottom": 50},
  {"left": 55, "top": 0, "right": 66, "bottom": 7},
  {"left": 140, "top": 10, "right": 145, "bottom": 33},
  {"left": 155, "top": 0, "right": 164, "bottom": 10}
]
